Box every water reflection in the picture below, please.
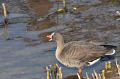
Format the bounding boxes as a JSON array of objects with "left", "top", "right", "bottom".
[{"left": 4, "top": 24, "right": 7, "bottom": 40}]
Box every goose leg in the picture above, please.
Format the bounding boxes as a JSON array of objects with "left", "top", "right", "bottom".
[
  {"left": 78, "top": 68, "right": 82, "bottom": 75},
  {"left": 77, "top": 68, "right": 82, "bottom": 79}
]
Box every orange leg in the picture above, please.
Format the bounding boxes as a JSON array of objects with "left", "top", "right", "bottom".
[
  {"left": 78, "top": 68, "right": 82, "bottom": 75},
  {"left": 77, "top": 68, "right": 82, "bottom": 79}
]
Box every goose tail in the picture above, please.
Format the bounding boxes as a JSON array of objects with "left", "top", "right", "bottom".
[{"left": 105, "top": 49, "right": 116, "bottom": 55}]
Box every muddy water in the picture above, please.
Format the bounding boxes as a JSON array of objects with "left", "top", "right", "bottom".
[{"left": 0, "top": 0, "right": 120, "bottom": 79}]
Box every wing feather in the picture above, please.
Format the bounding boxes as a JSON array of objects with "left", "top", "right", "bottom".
[{"left": 60, "top": 41, "right": 109, "bottom": 62}]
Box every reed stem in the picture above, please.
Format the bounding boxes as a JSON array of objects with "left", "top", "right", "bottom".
[
  {"left": 2, "top": 3, "right": 7, "bottom": 19},
  {"left": 116, "top": 60, "right": 120, "bottom": 77},
  {"left": 92, "top": 73, "right": 95, "bottom": 79},
  {"left": 93, "top": 70, "right": 99, "bottom": 79},
  {"left": 101, "top": 70, "right": 105, "bottom": 79},
  {"left": 77, "top": 73, "right": 81, "bottom": 79},
  {"left": 2, "top": 3, "right": 7, "bottom": 24},
  {"left": 49, "top": 65, "right": 53, "bottom": 79},
  {"left": 86, "top": 72, "right": 90, "bottom": 79},
  {"left": 2, "top": 3, "right": 8, "bottom": 40},
  {"left": 62, "top": 0, "right": 66, "bottom": 9},
  {"left": 98, "top": 74, "right": 102, "bottom": 79},
  {"left": 54, "top": 64, "right": 57, "bottom": 79},
  {"left": 46, "top": 66, "right": 49, "bottom": 79},
  {"left": 58, "top": 67, "right": 62, "bottom": 79}
]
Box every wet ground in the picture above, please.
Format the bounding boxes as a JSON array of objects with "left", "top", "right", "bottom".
[{"left": 0, "top": 0, "right": 120, "bottom": 79}]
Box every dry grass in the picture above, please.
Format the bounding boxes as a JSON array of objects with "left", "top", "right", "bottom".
[{"left": 46, "top": 61, "right": 120, "bottom": 79}]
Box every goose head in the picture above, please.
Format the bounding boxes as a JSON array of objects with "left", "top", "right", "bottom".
[{"left": 46, "top": 32, "right": 64, "bottom": 42}]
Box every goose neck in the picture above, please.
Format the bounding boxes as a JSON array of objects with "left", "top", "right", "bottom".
[
  {"left": 56, "top": 39, "right": 64, "bottom": 59},
  {"left": 56, "top": 40, "right": 64, "bottom": 50}
]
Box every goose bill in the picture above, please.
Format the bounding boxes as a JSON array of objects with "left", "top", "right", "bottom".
[
  {"left": 47, "top": 35, "right": 52, "bottom": 41},
  {"left": 47, "top": 32, "right": 55, "bottom": 41}
]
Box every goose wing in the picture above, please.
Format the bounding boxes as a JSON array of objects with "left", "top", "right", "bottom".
[{"left": 60, "top": 41, "right": 109, "bottom": 62}]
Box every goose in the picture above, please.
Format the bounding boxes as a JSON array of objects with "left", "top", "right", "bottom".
[{"left": 46, "top": 32, "right": 115, "bottom": 76}]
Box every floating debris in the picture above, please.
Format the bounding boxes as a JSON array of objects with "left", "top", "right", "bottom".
[{"left": 57, "top": 9, "right": 64, "bottom": 12}]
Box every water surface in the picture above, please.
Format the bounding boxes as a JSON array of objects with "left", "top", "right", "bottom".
[{"left": 0, "top": 0, "right": 120, "bottom": 79}]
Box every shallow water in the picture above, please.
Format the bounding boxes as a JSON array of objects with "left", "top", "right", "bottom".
[{"left": 0, "top": 0, "right": 120, "bottom": 79}]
